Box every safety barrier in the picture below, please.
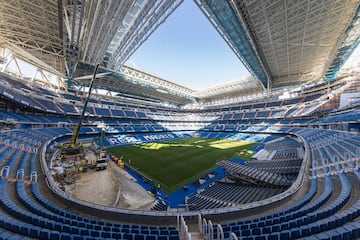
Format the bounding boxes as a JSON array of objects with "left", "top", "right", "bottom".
[
  {"left": 199, "top": 214, "right": 226, "bottom": 240},
  {"left": 30, "top": 171, "right": 37, "bottom": 183},
  {"left": 1, "top": 166, "right": 10, "bottom": 178},
  {"left": 178, "top": 215, "right": 191, "bottom": 240},
  {"left": 229, "top": 232, "right": 238, "bottom": 240},
  {"left": 16, "top": 169, "right": 24, "bottom": 180},
  {"left": 217, "top": 224, "right": 224, "bottom": 240}
]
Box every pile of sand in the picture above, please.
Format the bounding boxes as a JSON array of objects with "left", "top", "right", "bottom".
[{"left": 66, "top": 161, "right": 155, "bottom": 209}]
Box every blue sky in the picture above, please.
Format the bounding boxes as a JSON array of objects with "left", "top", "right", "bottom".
[{"left": 126, "top": 0, "right": 249, "bottom": 90}]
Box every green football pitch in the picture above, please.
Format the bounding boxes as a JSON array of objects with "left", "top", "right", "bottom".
[{"left": 107, "top": 138, "right": 258, "bottom": 194}]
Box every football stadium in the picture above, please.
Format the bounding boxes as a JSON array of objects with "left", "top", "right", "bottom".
[{"left": 0, "top": 0, "right": 360, "bottom": 239}]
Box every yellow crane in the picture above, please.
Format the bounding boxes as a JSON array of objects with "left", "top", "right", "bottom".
[{"left": 69, "top": 62, "right": 100, "bottom": 147}]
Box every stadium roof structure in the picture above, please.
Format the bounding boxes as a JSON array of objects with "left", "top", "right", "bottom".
[
  {"left": 0, "top": 0, "right": 359, "bottom": 107},
  {"left": 196, "top": 0, "right": 360, "bottom": 88}
]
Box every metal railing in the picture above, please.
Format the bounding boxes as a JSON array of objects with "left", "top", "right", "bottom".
[{"left": 1, "top": 166, "right": 10, "bottom": 178}]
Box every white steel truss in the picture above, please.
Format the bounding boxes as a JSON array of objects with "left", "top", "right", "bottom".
[
  {"left": 231, "top": 0, "right": 359, "bottom": 87},
  {"left": 0, "top": 0, "right": 359, "bottom": 106},
  {"left": 79, "top": 0, "right": 134, "bottom": 66},
  {"left": 0, "top": 0, "right": 64, "bottom": 73},
  {"left": 120, "top": 65, "right": 195, "bottom": 100},
  {"left": 195, "top": 76, "right": 261, "bottom": 99},
  {"left": 107, "top": 0, "right": 184, "bottom": 70}
]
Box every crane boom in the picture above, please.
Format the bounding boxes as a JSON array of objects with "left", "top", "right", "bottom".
[{"left": 70, "top": 62, "right": 100, "bottom": 146}]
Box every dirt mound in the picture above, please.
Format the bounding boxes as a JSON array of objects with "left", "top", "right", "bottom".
[{"left": 66, "top": 161, "right": 155, "bottom": 209}]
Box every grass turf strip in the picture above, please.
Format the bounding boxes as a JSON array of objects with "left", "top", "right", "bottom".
[{"left": 107, "top": 138, "right": 258, "bottom": 194}]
